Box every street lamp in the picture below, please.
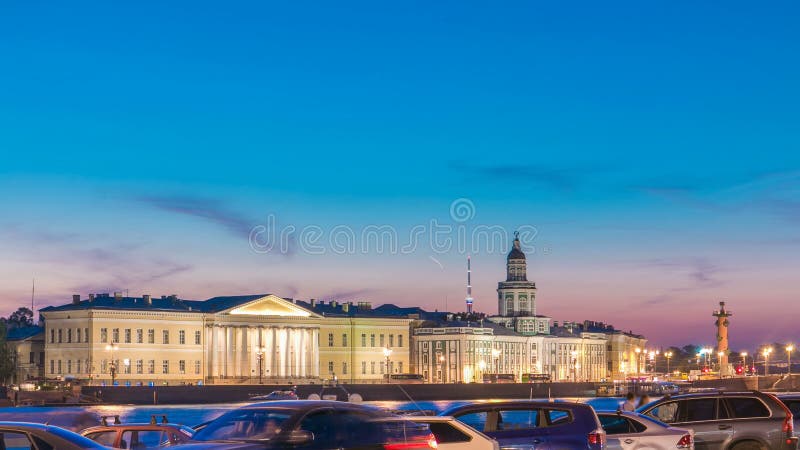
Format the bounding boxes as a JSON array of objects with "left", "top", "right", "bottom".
[
  {"left": 255, "top": 347, "right": 266, "bottom": 384},
  {"left": 665, "top": 351, "right": 673, "bottom": 377},
  {"left": 634, "top": 348, "right": 641, "bottom": 378},
  {"left": 105, "top": 344, "right": 119, "bottom": 385},
  {"left": 763, "top": 347, "right": 773, "bottom": 376},
  {"left": 491, "top": 348, "right": 501, "bottom": 375},
  {"left": 786, "top": 345, "right": 794, "bottom": 376},
  {"left": 741, "top": 351, "right": 748, "bottom": 375},
  {"left": 383, "top": 347, "right": 392, "bottom": 381},
  {"left": 717, "top": 351, "right": 724, "bottom": 379}
]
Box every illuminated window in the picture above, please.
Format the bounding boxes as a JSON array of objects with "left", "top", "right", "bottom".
[
  {"left": 112, "top": 328, "right": 119, "bottom": 343},
  {"left": 136, "top": 329, "right": 143, "bottom": 343},
  {"left": 162, "top": 330, "right": 169, "bottom": 344},
  {"left": 179, "top": 330, "right": 185, "bottom": 345},
  {"left": 195, "top": 331, "right": 201, "bottom": 345},
  {"left": 148, "top": 329, "right": 155, "bottom": 344},
  {"left": 125, "top": 329, "right": 131, "bottom": 343}
]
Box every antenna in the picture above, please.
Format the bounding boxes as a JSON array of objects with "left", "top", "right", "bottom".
[
  {"left": 31, "top": 278, "right": 35, "bottom": 312},
  {"left": 465, "top": 256, "right": 474, "bottom": 314}
]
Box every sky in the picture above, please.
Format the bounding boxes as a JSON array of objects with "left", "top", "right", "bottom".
[{"left": 1, "top": 1, "right": 799, "bottom": 350}]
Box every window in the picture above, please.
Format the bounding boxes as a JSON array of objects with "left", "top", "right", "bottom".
[
  {"left": 370, "top": 334, "right": 375, "bottom": 347},
  {"left": 179, "top": 360, "right": 186, "bottom": 374},
  {"left": 179, "top": 330, "right": 186, "bottom": 345},
  {"left": 85, "top": 327, "right": 89, "bottom": 342},
  {"left": 136, "top": 359, "right": 143, "bottom": 374},
  {"left": 163, "top": 330, "right": 169, "bottom": 344},
  {"left": 380, "top": 334, "right": 385, "bottom": 346},
  {"left": 328, "top": 333, "right": 334, "bottom": 347},
  {"left": 342, "top": 334, "right": 348, "bottom": 347},
  {"left": 29, "top": 352, "right": 34, "bottom": 364},
  {"left": 136, "top": 329, "right": 143, "bottom": 343},
  {"left": 49, "top": 360, "right": 54, "bottom": 374},
  {"left": 85, "top": 431, "right": 116, "bottom": 448},
  {"left": 195, "top": 360, "right": 201, "bottom": 374},
  {"left": 124, "top": 329, "right": 131, "bottom": 343},
  {"left": 57, "top": 360, "right": 62, "bottom": 374},
  {"left": 148, "top": 360, "right": 155, "bottom": 374},
  {"left": 76, "top": 328, "right": 81, "bottom": 343},
  {"left": 58, "top": 329, "right": 62, "bottom": 343},
  {"left": 725, "top": 397, "right": 769, "bottom": 418},
  {"left": 361, "top": 334, "right": 366, "bottom": 346},
  {"left": 67, "top": 329, "right": 72, "bottom": 343},
  {"left": 122, "top": 430, "right": 170, "bottom": 449},
  {"left": 124, "top": 360, "right": 131, "bottom": 374},
  {"left": 426, "top": 422, "right": 471, "bottom": 443},
  {"left": 76, "top": 360, "right": 82, "bottom": 374},
  {"left": 371, "top": 361, "right": 376, "bottom": 374},
  {"left": 148, "top": 329, "right": 155, "bottom": 344},
  {"left": 100, "top": 359, "right": 107, "bottom": 373},
  {"left": 343, "top": 362, "right": 348, "bottom": 375},
  {"left": 0, "top": 431, "right": 34, "bottom": 449},
  {"left": 362, "top": 361, "right": 366, "bottom": 374},
  {"left": 195, "top": 330, "right": 201, "bottom": 345},
  {"left": 398, "top": 335, "right": 403, "bottom": 347},
  {"left": 67, "top": 360, "right": 72, "bottom": 373},
  {"left": 162, "top": 360, "right": 169, "bottom": 374},
  {"left": 112, "top": 328, "right": 119, "bottom": 343},
  {"left": 454, "top": 411, "right": 488, "bottom": 432},
  {"left": 50, "top": 329, "right": 54, "bottom": 343},
  {"left": 398, "top": 362, "right": 403, "bottom": 373},
  {"left": 389, "top": 334, "right": 394, "bottom": 347},
  {"left": 328, "top": 361, "right": 334, "bottom": 374}
]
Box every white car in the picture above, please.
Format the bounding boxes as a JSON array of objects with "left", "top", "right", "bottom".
[
  {"left": 597, "top": 411, "right": 694, "bottom": 450},
  {"left": 405, "top": 416, "right": 500, "bottom": 450}
]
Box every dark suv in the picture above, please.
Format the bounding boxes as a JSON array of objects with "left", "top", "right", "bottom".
[
  {"left": 638, "top": 391, "right": 797, "bottom": 450},
  {"left": 440, "top": 400, "right": 606, "bottom": 449}
]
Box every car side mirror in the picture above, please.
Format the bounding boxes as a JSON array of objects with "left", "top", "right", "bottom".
[{"left": 285, "top": 430, "right": 313, "bottom": 445}]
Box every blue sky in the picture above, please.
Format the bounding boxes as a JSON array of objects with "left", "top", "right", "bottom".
[{"left": 1, "top": 1, "right": 799, "bottom": 348}]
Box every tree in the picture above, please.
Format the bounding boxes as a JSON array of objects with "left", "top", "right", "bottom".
[
  {"left": 7, "top": 307, "right": 34, "bottom": 329},
  {"left": 0, "top": 321, "right": 15, "bottom": 383}
]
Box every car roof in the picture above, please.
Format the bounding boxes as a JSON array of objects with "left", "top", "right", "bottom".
[
  {"left": 405, "top": 416, "right": 458, "bottom": 422},
  {"left": 441, "top": 400, "right": 592, "bottom": 414},
  {"left": 82, "top": 424, "right": 185, "bottom": 432},
  {"left": 244, "top": 399, "right": 386, "bottom": 412},
  {"left": 0, "top": 421, "right": 54, "bottom": 430}
]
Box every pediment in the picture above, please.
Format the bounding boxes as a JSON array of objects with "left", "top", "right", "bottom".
[{"left": 222, "top": 295, "right": 318, "bottom": 317}]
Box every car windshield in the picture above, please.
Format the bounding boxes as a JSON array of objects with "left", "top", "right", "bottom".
[{"left": 192, "top": 409, "right": 293, "bottom": 441}]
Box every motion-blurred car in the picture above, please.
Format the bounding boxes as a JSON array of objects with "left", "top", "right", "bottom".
[
  {"left": 596, "top": 411, "right": 693, "bottom": 450},
  {"left": 181, "top": 400, "right": 437, "bottom": 449},
  {"left": 405, "top": 416, "right": 499, "bottom": 450},
  {"left": 440, "top": 400, "right": 606, "bottom": 449},
  {"left": 81, "top": 415, "right": 195, "bottom": 448},
  {"left": 638, "top": 391, "right": 797, "bottom": 450},
  {"left": 0, "top": 421, "right": 107, "bottom": 450}
]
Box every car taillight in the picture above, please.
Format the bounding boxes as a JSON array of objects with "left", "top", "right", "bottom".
[
  {"left": 384, "top": 434, "right": 438, "bottom": 450},
  {"left": 782, "top": 413, "right": 793, "bottom": 435},
  {"left": 588, "top": 429, "right": 606, "bottom": 446},
  {"left": 677, "top": 433, "right": 693, "bottom": 448}
]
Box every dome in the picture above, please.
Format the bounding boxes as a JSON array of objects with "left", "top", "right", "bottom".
[{"left": 507, "top": 231, "right": 526, "bottom": 260}]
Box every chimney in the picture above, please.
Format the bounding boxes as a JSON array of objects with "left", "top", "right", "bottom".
[
  {"left": 342, "top": 303, "right": 349, "bottom": 313},
  {"left": 114, "top": 292, "right": 122, "bottom": 303},
  {"left": 310, "top": 299, "right": 316, "bottom": 307},
  {"left": 72, "top": 294, "right": 81, "bottom": 305},
  {"left": 143, "top": 294, "right": 152, "bottom": 306},
  {"left": 88, "top": 293, "right": 95, "bottom": 303},
  {"left": 168, "top": 294, "right": 178, "bottom": 304},
  {"left": 331, "top": 300, "right": 337, "bottom": 308}
]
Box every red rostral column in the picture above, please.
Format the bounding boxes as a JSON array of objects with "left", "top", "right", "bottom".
[{"left": 713, "top": 302, "right": 733, "bottom": 376}]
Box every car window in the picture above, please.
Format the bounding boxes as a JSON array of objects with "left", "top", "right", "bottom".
[
  {"left": 86, "top": 430, "right": 118, "bottom": 447},
  {"left": 683, "top": 398, "right": 717, "bottom": 422},
  {"left": 647, "top": 401, "right": 678, "bottom": 424},
  {"left": 784, "top": 400, "right": 800, "bottom": 417},
  {"left": 498, "top": 409, "right": 539, "bottom": 430},
  {"left": 192, "top": 409, "right": 292, "bottom": 441},
  {"left": 599, "top": 415, "right": 633, "bottom": 435},
  {"left": 123, "top": 430, "right": 168, "bottom": 449},
  {"left": 725, "top": 398, "right": 770, "bottom": 418},
  {"left": 30, "top": 436, "right": 53, "bottom": 450},
  {"left": 298, "top": 409, "right": 339, "bottom": 447},
  {"left": 544, "top": 409, "right": 572, "bottom": 426},
  {"left": 455, "top": 411, "right": 489, "bottom": 432},
  {"left": 425, "top": 422, "right": 471, "bottom": 443},
  {"left": 0, "top": 431, "right": 33, "bottom": 450}
]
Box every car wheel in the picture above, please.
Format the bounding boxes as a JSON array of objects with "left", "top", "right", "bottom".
[{"left": 730, "top": 440, "right": 766, "bottom": 450}]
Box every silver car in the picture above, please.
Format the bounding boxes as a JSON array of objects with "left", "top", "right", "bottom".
[
  {"left": 639, "top": 391, "right": 797, "bottom": 450},
  {"left": 597, "top": 411, "right": 694, "bottom": 450}
]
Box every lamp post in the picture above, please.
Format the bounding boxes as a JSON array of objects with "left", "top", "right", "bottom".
[
  {"left": 634, "top": 348, "right": 641, "bottom": 378},
  {"left": 763, "top": 347, "right": 773, "bottom": 376},
  {"left": 740, "top": 351, "right": 748, "bottom": 375},
  {"left": 786, "top": 345, "right": 794, "bottom": 376},
  {"left": 383, "top": 347, "right": 392, "bottom": 382},
  {"left": 665, "top": 351, "right": 673, "bottom": 378},
  {"left": 717, "top": 351, "right": 724, "bottom": 379},
  {"left": 256, "top": 347, "right": 265, "bottom": 384},
  {"left": 491, "top": 348, "right": 501, "bottom": 375},
  {"left": 105, "top": 344, "right": 119, "bottom": 385}
]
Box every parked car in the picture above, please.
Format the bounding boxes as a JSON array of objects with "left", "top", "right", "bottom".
[
  {"left": 182, "top": 400, "right": 437, "bottom": 449},
  {"left": 81, "top": 415, "right": 195, "bottom": 448},
  {"left": 777, "top": 394, "right": 800, "bottom": 440},
  {"left": 596, "top": 410, "right": 694, "bottom": 450},
  {"left": 440, "top": 400, "right": 606, "bottom": 449},
  {"left": 638, "top": 391, "right": 797, "bottom": 450},
  {"left": 405, "top": 416, "right": 499, "bottom": 450},
  {"left": 0, "top": 421, "right": 108, "bottom": 450}
]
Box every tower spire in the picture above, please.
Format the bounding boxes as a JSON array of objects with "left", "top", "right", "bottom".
[{"left": 465, "top": 255, "right": 474, "bottom": 314}]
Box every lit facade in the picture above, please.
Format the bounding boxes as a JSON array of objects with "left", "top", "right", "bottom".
[{"left": 4, "top": 326, "right": 45, "bottom": 384}]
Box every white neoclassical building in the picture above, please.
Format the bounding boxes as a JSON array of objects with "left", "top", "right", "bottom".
[{"left": 41, "top": 294, "right": 412, "bottom": 385}]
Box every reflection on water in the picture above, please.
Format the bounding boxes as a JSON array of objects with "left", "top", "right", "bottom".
[{"left": 0, "top": 397, "right": 632, "bottom": 431}]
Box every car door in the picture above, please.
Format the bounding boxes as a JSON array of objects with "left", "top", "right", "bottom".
[
  {"left": 598, "top": 414, "right": 645, "bottom": 450},
  {"left": 454, "top": 408, "right": 548, "bottom": 449},
  {"left": 672, "top": 398, "right": 730, "bottom": 450}
]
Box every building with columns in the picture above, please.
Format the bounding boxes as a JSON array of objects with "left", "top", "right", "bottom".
[{"left": 40, "top": 293, "right": 411, "bottom": 385}]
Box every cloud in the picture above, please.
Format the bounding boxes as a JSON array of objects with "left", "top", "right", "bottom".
[
  {"left": 137, "top": 195, "right": 255, "bottom": 238},
  {"left": 317, "top": 287, "right": 379, "bottom": 300}
]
